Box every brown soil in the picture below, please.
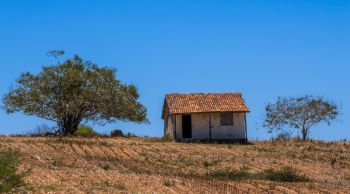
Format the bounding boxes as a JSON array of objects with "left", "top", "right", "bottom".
[{"left": 1, "top": 136, "right": 349, "bottom": 193}]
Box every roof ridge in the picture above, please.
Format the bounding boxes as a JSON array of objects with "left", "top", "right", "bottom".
[{"left": 166, "top": 92, "right": 243, "bottom": 96}]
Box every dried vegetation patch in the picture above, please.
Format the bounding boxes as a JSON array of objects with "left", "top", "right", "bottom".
[{"left": 0, "top": 136, "right": 349, "bottom": 193}]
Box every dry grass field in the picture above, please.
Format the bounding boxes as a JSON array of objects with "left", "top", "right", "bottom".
[{"left": 0, "top": 136, "right": 349, "bottom": 193}]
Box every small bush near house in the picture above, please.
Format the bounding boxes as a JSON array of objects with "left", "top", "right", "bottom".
[
  {"left": 0, "top": 149, "right": 24, "bottom": 193},
  {"left": 76, "top": 125, "right": 97, "bottom": 137},
  {"left": 161, "top": 134, "right": 171, "bottom": 142}
]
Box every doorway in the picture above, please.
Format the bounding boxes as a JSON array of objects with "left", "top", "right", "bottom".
[{"left": 182, "top": 115, "right": 192, "bottom": 138}]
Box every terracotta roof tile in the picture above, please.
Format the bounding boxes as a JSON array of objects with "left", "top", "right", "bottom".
[{"left": 162, "top": 93, "right": 249, "bottom": 118}]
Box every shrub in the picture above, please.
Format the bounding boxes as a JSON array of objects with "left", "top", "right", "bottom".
[
  {"left": 260, "top": 167, "right": 309, "bottom": 182},
  {"left": 161, "top": 134, "right": 171, "bottom": 142},
  {"left": 0, "top": 149, "right": 24, "bottom": 192},
  {"left": 291, "top": 136, "right": 302, "bottom": 142},
  {"left": 163, "top": 179, "right": 173, "bottom": 187},
  {"left": 206, "top": 167, "right": 308, "bottom": 182},
  {"left": 126, "top": 132, "right": 137, "bottom": 138},
  {"left": 203, "top": 160, "right": 210, "bottom": 168},
  {"left": 111, "top": 130, "right": 124, "bottom": 137},
  {"left": 274, "top": 131, "right": 291, "bottom": 141},
  {"left": 206, "top": 169, "right": 258, "bottom": 181},
  {"left": 30, "top": 124, "right": 56, "bottom": 136},
  {"left": 76, "top": 125, "right": 97, "bottom": 137}
]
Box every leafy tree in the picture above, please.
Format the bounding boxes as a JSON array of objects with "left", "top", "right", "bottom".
[
  {"left": 3, "top": 51, "right": 148, "bottom": 135},
  {"left": 263, "top": 95, "right": 338, "bottom": 141}
]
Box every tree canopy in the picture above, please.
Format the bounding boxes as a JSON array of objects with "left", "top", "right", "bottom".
[
  {"left": 263, "top": 95, "right": 338, "bottom": 141},
  {"left": 3, "top": 52, "right": 148, "bottom": 135}
]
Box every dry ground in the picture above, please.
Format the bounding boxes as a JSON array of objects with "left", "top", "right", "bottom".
[{"left": 0, "top": 136, "right": 349, "bottom": 194}]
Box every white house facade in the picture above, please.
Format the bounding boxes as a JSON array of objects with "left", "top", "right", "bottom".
[{"left": 162, "top": 93, "right": 250, "bottom": 142}]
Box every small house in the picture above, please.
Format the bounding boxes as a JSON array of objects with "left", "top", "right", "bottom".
[{"left": 162, "top": 93, "right": 250, "bottom": 142}]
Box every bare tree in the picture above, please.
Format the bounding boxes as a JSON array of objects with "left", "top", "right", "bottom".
[{"left": 263, "top": 96, "right": 338, "bottom": 141}]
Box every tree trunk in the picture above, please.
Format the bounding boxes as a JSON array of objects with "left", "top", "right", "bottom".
[
  {"left": 301, "top": 127, "right": 308, "bottom": 141},
  {"left": 60, "top": 115, "right": 81, "bottom": 135}
]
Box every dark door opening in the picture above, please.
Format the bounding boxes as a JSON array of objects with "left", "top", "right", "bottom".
[{"left": 182, "top": 115, "right": 192, "bottom": 138}]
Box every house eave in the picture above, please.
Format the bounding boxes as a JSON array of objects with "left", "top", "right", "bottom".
[{"left": 167, "top": 111, "right": 250, "bottom": 116}]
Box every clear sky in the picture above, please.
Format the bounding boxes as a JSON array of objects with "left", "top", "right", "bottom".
[{"left": 0, "top": 0, "right": 349, "bottom": 140}]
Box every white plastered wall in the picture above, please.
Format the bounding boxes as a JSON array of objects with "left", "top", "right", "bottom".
[{"left": 173, "top": 112, "right": 246, "bottom": 140}]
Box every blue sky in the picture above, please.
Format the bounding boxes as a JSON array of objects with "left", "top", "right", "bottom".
[{"left": 0, "top": 0, "right": 349, "bottom": 140}]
